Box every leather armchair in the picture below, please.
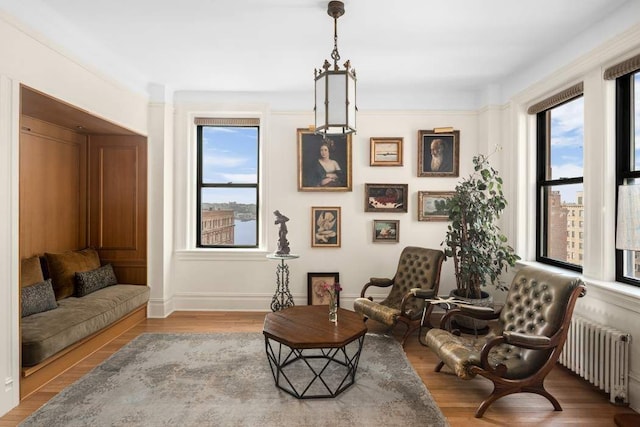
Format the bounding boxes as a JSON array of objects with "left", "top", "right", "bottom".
[
  {"left": 424, "top": 266, "right": 586, "bottom": 418},
  {"left": 353, "top": 247, "right": 444, "bottom": 346}
]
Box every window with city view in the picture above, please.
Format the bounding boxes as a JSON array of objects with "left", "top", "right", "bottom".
[
  {"left": 536, "top": 92, "right": 584, "bottom": 271},
  {"left": 196, "top": 120, "right": 259, "bottom": 248},
  {"left": 615, "top": 70, "right": 640, "bottom": 286}
]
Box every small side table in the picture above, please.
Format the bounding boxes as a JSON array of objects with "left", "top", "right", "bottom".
[{"left": 266, "top": 253, "right": 298, "bottom": 311}]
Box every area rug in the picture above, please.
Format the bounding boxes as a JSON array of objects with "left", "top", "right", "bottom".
[{"left": 20, "top": 332, "right": 449, "bottom": 426}]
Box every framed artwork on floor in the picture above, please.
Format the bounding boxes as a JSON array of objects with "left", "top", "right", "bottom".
[
  {"left": 307, "top": 272, "right": 340, "bottom": 306},
  {"left": 297, "top": 129, "right": 352, "bottom": 191},
  {"left": 418, "top": 129, "right": 460, "bottom": 177}
]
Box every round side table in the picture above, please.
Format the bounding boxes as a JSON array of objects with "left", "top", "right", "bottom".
[{"left": 266, "top": 254, "right": 299, "bottom": 311}]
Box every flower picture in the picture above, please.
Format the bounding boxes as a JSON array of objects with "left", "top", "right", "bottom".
[{"left": 307, "top": 272, "right": 340, "bottom": 306}]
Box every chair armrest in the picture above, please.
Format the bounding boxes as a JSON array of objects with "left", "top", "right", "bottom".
[
  {"left": 502, "top": 331, "right": 552, "bottom": 349},
  {"left": 409, "top": 288, "right": 436, "bottom": 299},
  {"left": 360, "top": 278, "right": 394, "bottom": 297}
]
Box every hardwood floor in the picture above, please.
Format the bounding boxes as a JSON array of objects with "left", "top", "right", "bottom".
[{"left": 2, "top": 311, "right": 637, "bottom": 426}]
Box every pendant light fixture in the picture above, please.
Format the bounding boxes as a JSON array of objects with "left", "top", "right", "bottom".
[{"left": 314, "top": 1, "right": 357, "bottom": 136}]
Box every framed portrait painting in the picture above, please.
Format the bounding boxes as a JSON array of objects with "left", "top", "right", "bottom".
[
  {"left": 373, "top": 220, "right": 400, "bottom": 243},
  {"left": 418, "top": 129, "right": 460, "bottom": 177},
  {"left": 297, "top": 128, "right": 352, "bottom": 191},
  {"left": 370, "top": 137, "right": 403, "bottom": 166},
  {"left": 307, "top": 272, "right": 340, "bottom": 306},
  {"left": 311, "top": 206, "right": 341, "bottom": 247},
  {"left": 418, "top": 190, "right": 455, "bottom": 221},
  {"left": 364, "top": 183, "right": 408, "bottom": 213}
]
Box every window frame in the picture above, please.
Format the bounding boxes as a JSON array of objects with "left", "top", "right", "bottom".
[
  {"left": 615, "top": 72, "right": 640, "bottom": 286},
  {"left": 535, "top": 96, "right": 584, "bottom": 272},
  {"left": 196, "top": 123, "right": 260, "bottom": 249}
]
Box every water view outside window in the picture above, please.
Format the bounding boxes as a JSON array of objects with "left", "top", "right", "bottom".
[{"left": 198, "top": 125, "right": 259, "bottom": 247}]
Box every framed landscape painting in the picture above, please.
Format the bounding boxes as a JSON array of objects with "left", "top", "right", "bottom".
[
  {"left": 370, "top": 137, "right": 403, "bottom": 166},
  {"left": 364, "top": 183, "right": 408, "bottom": 213},
  {"left": 418, "top": 129, "right": 460, "bottom": 177},
  {"left": 297, "top": 129, "right": 352, "bottom": 191},
  {"left": 307, "top": 272, "right": 340, "bottom": 306},
  {"left": 418, "top": 191, "right": 454, "bottom": 221},
  {"left": 373, "top": 220, "right": 400, "bottom": 243}
]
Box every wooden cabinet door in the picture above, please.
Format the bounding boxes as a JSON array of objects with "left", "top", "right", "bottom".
[{"left": 88, "top": 136, "right": 147, "bottom": 284}]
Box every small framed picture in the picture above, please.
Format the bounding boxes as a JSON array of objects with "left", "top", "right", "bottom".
[
  {"left": 418, "top": 191, "right": 455, "bottom": 221},
  {"left": 307, "top": 272, "right": 340, "bottom": 306},
  {"left": 418, "top": 129, "right": 460, "bottom": 177},
  {"left": 311, "top": 206, "right": 341, "bottom": 247},
  {"left": 364, "top": 183, "right": 408, "bottom": 213},
  {"left": 373, "top": 220, "right": 400, "bottom": 243},
  {"left": 297, "top": 128, "right": 352, "bottom": 191},
  {"left": 370, "top": 137, "right": 403, "bottom": 166}
]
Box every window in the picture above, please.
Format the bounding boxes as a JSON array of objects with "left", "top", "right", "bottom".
[
  {"left": 614, "top": 69, "right": 640, "bottom": 285},
  {"left": 532, "top": 84, "right": 584, "bottom": 271},
  {"left": 196, "top": 119, "right": 259, "bottom": 248}
]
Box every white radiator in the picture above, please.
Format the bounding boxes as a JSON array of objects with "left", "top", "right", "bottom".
[{"left": 559, "top": 315, "right": 631, "bottom": 404}]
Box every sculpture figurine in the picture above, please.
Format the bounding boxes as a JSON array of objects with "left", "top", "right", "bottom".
[{"left": 274, "top": 210, "right": 291, "bottom": 255}]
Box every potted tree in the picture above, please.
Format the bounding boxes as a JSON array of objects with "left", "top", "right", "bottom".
[{"left": 438, "top": 148, "right": 519, "bottom": 320}]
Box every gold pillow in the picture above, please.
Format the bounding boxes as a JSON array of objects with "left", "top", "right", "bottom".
[
  {"left": 20, "top": 256, "right": 44, "bottom": 288},
  {"left": 45, "top": 248, "right": 101, "bottom": 300}
]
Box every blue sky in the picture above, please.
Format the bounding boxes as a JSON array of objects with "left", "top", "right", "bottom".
[{"left": 201, "top": 126, "right": 258, "bottom": 205}]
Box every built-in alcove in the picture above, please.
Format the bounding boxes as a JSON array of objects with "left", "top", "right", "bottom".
[{"left": 18, "top": 85, "right": 148, "bottom": 398}]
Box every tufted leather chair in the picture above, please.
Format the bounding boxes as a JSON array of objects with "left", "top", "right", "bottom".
[
  {"left": 424, "top": 266, "right": 586, "bottom": 418},
  {"left": 353, "top": 247, "right": 444, "bottom": 346}
]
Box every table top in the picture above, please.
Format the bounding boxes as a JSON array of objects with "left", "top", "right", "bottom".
[
  {"left": 263, "top": 305, "right": 367, "bottom": 349},
  {"left": 266, "top": 253, "right": 300, "bottom": 261}
]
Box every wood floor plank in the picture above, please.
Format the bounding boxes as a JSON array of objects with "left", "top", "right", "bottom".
[{"left": 1, "top": 311, "right": 637, "bottom": 426}]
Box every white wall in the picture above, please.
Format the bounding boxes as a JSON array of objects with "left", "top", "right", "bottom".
[{"left": 166, "top": 102, "right": 480, "bottom": 314}]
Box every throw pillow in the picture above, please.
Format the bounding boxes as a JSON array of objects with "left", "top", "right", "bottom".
[
  {"left": 75, "top": 264, "right": 118, "bottom": 297},
  {"left": 45, "top": 248, "right": 101, "bottom": 300},
  {"left": 21, "top": 279, "right": 58, "bottom": 317},
  {"left": 21, "top": 255, "right": 45, "bottom": 287}
]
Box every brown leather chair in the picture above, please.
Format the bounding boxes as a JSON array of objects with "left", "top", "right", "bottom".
[
  {"left": 424, "top": 266, "right": 586, "bottom": 418},
  {"left": 353, "top": 247, "right": 444, "bottom": 346}
]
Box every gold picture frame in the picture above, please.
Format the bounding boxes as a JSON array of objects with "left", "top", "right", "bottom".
[
  {"left": 370, "top": 137, "right": 403, "bottom": 166},
  {"left": 373, "top": 219, "right": 400, "bottom": 243},
  {"left": 418, "top": 190, "right": 455, "bottom": 221},
  {"left": 418, "top": 129, "right": 460, "bottom": 177},
  {"left": 297, "top": 129, "right": 352, "bottom": 191},
  {"left": 311, "top": 206, "right": 341, "bottom": 247}
]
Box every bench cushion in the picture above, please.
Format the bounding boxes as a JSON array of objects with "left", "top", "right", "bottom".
[{"left": 21, "top": 284, "right": 150, "bottom": 367}]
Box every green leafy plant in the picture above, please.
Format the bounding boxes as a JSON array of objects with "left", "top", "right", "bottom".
[{"left": 437, "top": 149, "right": 520, "bottom": 299}]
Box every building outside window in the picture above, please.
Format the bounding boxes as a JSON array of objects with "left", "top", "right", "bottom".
[
  {"left": 533, "top": 87, "right": 584, "bottom": 271},
  {"left": 196, "top": 119, "right": 260, "bottom": 248}
]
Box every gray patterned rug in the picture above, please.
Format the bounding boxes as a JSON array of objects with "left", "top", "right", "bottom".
[{"left": 20, "top": 332, "right": 448, "bottom": 426}]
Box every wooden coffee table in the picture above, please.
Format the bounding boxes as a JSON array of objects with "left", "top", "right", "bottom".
[{"left": 263, "top": 305, "right": 367, "bottom": 398}]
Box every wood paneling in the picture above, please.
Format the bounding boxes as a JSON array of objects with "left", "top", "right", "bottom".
[
  {"left": 19, "top": 116, "right": 87, "bottom": 258},
  {"left": 88, "top": 135, "right": 147, "bottom": 284}
]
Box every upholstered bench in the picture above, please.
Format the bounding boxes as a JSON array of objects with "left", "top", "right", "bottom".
[{"left": 20, "top": 249, "right": 150, "bottom": 398}]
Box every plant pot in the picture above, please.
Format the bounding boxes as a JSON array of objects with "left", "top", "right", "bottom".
[{"left": 449, "top": 289, "right": 494, "bottom": 334}]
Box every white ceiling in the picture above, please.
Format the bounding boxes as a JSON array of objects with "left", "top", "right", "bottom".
[{"left": 0, "top": 0, "right": 636, "bottom": 109}]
